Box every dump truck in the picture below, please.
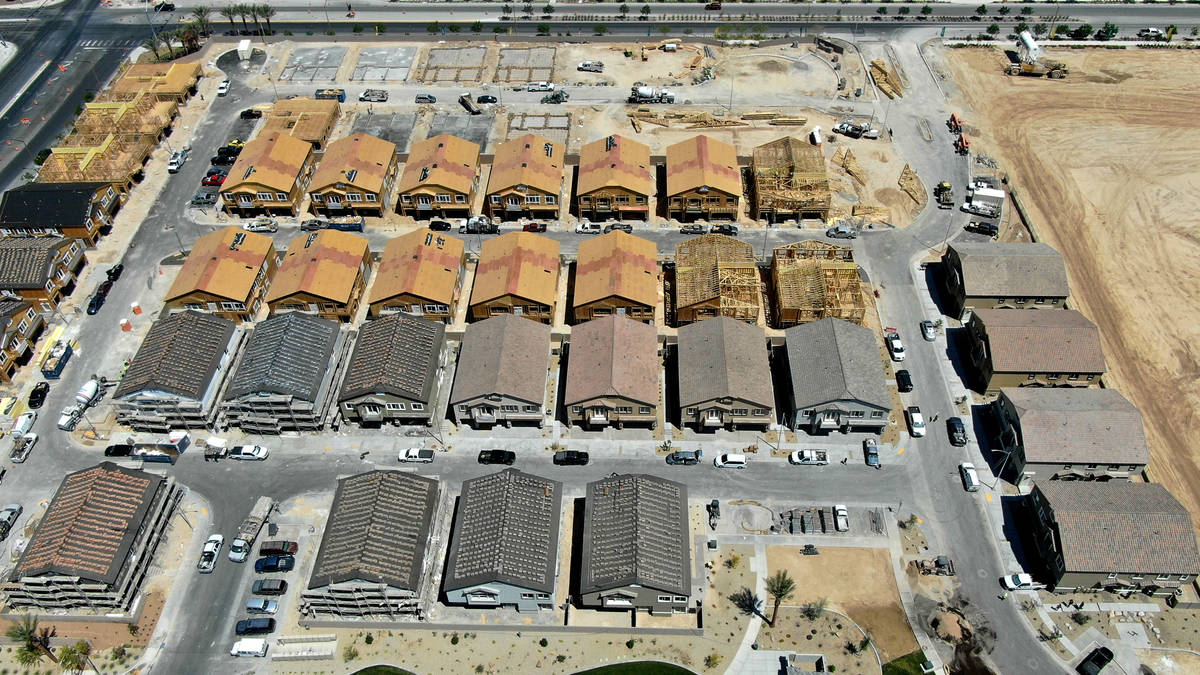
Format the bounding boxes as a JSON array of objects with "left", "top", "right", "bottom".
[
  {"left": 40, "top": 340, "right": 73, "bottom": 379},
  {"left": 628, "top": 85, "right": 675, "bottom": 104},
  {"left": 459, "top": 93, "right": 482, "bottom": 115},
  {"left": 1005, "top": 61, "right": 1068, "bottom": 79},
  {"left": 934, "top": 182, "right": 954, "bottom": 209},
  {"left": 229, "top": 496, "right": 275, "bottom": 563}
]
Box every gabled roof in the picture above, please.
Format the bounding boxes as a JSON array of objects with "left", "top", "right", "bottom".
[
  {"left": 0, "top": 299, "right": 31, "bottom": 324},
  {"left": 224, "top": 313, "right": 339, "bottom": 402},
  {"left": 1000, "top": 387, "right": 1150, "bottom": 467},
  {"left": 369, "top": 229, "right": 464, "bottom": 307},
  {"left": 666, "top": 134, "right": 741, "bottom": 197},
  {"left": 267, "top": 230, "right": 369, "bottom": 305},
  {"left": 972, "top": 309, "right": 1106, "bottom": 374},
  {"left": 338, "top": 313, "right": 445, "bottom": 403},
  {"left": 949, "top": 242, "right": 1070, "bottom": 299},
  {"left": 308, "top": 471, "right": 439, "bottom": 591},
  {"left": 1035, "top": 482, "right": 1200, "bottom": 576},
  {"left": 785, "top": 317, "right": 890, "bottom": 411},
  {"left": 114, "top": 311, "right": 237, "bottom": 400},
  {"left": 0, "top": 182, "right": 108, "bottom": 227},
  {"left": 450, "top": 315, "right": 551, "bottom": 406},
  {"left": 486, "top": 133, "right": 564, "bottom": 196},
  {"left": 564, "top": 316, "right": 659, "bottom": 407},
  {"left": 223, "top": 132, "right": 313, "bottom": 194},
  {"left": 444, "top": 469, "right": 562, "bottom": 594},
  {"left": 165, "top": 226, "right": 275, "bottom": 305},
  {"left": 573, "top": 231, "right": 658, "bottom": 309},
  {"left": 0, "top": 237, "right": 77, "bottom": 289},
  {"left": 576, "top": 135, "right": 653, "bottom": 197},
  {"left": 308, "top": 132, "right": 396, "bottom": 194},
  {"left": 12, "top": 463, "right": 165, "bottom": 585},
  {"left": 470, "top": 231, "right": 560, "bottom": 307},
  {"left": 677, "top": 316, "right": 773, "bottom": 409},
  {"left": 262, "top": 97, "right": 340, "bottom": 145},
  {"left": 111, "top": 62, "right": 200, "bottom": 97},
  {"left": 580, "top": 474, "right": 690, "bottom": 596},
  {"left": 396, "top": 133, "right": 480, "bottom": 196}
]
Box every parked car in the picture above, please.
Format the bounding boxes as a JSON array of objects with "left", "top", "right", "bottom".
[
  {"left": 217, "top": 79, "right": 230, "bottom": 96},
  {"left": 201, "top": 173, "right": 227, "bottom": 187},
  {"left": 947, "top": 417, "right": 968, "bottom": 447},
  {"left": 10, "top": 411, "right": 36, "bottom": 437},
  {"left": 905, "top": 406, "right": 926, "bottom": 437},
  {"left": 523, "top": 222, "right": 547, "bottom": 232},
  {"left": 300, "top": 219, "right": 328, "bottom": 232},
  {"left": 104, "top": 443, "right": 134, "bottom": 457},
  {"left": 210, "top": 154, "right": 235, "bottom": 166},
  {"left": 603, "top": 223, "right": 633, "bottom": 234},
  {"left": 106, "top": 264, "right": 124, "bottom": 281},
  {"left": 414, "top": 94, "right": 437, "bottom": 104},
  {"left": 192, "top": 190, "right": 219, "bottom": 206},
  {"left": 254, "top": 555, "right": 295, "bottom": 573},
  {"left": 86, "top": 291, "right": 106, "bottom": 315},
  {"left": 27, "top": 382, "right": 49, "bottom": 409},
  {"left": 206, "top": 167, "right": 227, "bottom": 177},
  {"left": 227, "top": 139, "right": 246, "bottom": 148},
  {"left": 252, "top": 579, "right": 288, "bottom": 596},
  {"left": 198, "top": 534, "right": 224, "bottom": 574},
  {"left": 680, "top": 224, "right": 707, "bottom": 235},
  {"left": 1076, "top": 647, "right": 1114, "bottom": 675},
  {"left": 885, "top": 332, "right": 905, "bottom": 361},
  {"left": 575, "top": 222, "right": 602, "bottom": 235},
  {"left": 229, "top": 445, "right": 270, "bottom": 461},
  {"left": 833, "top": 504, "right": 849, "bottom": 532},
  {"left": 665, "top": 449, "right": 703, "bottom": 465},
  {"left": 705, "top": 2, "right": 722, "bottom": 9},
  {"left": 959, "top": 462, "right": 981, "bottom": 492},
  {"left": 154, "top": 2, "right": 176, "bottom": 11},
  {"left": 240, "top": 108, "right": 263, "bottom": 119},
  {"left": 711, "top": 223, "right": 739, "bottom": 236},
  {"left": 166, "top": 148, "right": 189, "bottom": 173},
  {"left": 259, "top": 540, "right": 298, "bottom": 556},
  {"left": 95, "top": 279, "right": 113, "bottom": 298},
  {"left": 359, "top": 88, "right": 389, "bottom": 102},
  {"left": 0, "top": 504, "right": 22, "bottom": 541},
  {"left": 246, "top": 598, "right": 278, "bottom": 615},
  {"left": 218, "top": 144, "right": 244, "bottom": 157},
  {"left": 242, "top": 218, "right": 278, "bottom": 233},
  {"left": 714, "top": 453, "right": 748, "bottom": 469},
  {"left": 429, "top": 219, "right": 453, "bottom": 232},
  {"left": 965, "top": 221, "right": 999, "bottom": 237},
  {"left": 477, "top": 95, "right": 498, "bottom": 104},
  {"left": 526, "top": 81, "right": 554, "bottom": 92},
  {"left": 826, "top": 224, "right": 857, "bottom": 239},
  {"left": 895, "top": 369, "right": 913, "bottom": 393},
  {"left": 1000, "top": 573, "right": 1045, "bottom": 591},
  {"left": 864, "top": 439, "right": 880, "bottom": 468},
  {"left": 553, "top": 450, "right": 590, "bottom": 466},
  {"left": 920, "top": 320, "right": 937, "bottom": 341},
  {"left": 234, "top": 618, "right": 276, "bottom": 636},
  {"left": 478, "top": 449, "right": 516, "bottom": 465},
  {"left": 10, "top": 432, "right": 37, "bottom": 463},
  {"left": 398, "top": 448, "right": 435, "bottom": 463}
]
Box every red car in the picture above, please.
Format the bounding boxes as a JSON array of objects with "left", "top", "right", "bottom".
[
  {"left": 523, "top": 222, "right": 547, "bottom": 232},
  {"left": 201, "top": 174, "right": 227, "bottom": 186},
  {"left": 705, "top": 2, "right": 722, "bottom": 9}
]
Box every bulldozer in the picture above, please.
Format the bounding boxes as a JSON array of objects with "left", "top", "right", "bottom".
[
  {"left": 541, "top": 90, "right": 569, "bottom": 104},
  {"left": 934, "top": 182, "right": 954, "bottom": 209},
  {"left": 1005, "top": 61, "right": 1068, "bottom": 79}
]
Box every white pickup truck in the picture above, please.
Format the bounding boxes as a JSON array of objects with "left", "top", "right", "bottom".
[
  {"left": 399, "top": 448, "right": 435, "bottom": 464},
  {"left": 788, "top": 449, "right": 829, "bottom": 465}
]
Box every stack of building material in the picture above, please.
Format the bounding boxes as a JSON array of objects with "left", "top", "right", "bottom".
[
  {"left": 870, "top": 59, "right": 903, "bottom": 99},
  {"left": 898, "top": 164, "right": 926, "bottom": 205}
]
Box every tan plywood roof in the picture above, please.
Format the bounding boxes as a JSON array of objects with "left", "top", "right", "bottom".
[
  {"left": 110, "top": 62, "right": 201, "bottom": 97},
  {"left": 487, "top": 133, "right": 564, "bottom": 196},
  {"left": 166, "top": 227, "right": 275, "bottom": 304},
  {"left": 396, "top": 133, "right": 480, "bottom": 195},
  {"left": 574, "top": 231, "right": 658, "bottom": 308},
  {"left": 666, "top": 135, "right": 741, "bottom": 197},
  {"left": 267, "top": 229, "right": 369, "bottom": 305},
  {"left": 470, "top": 232, "right": 560, "bottom": 307},
  {"left": 675, "top": 234, "right": 756, "bottom": 307},
  {"left": 576, "top": 135, "right": 653, "bottom": 197},
  {"left": 370, "top": 229, "right": 465, "bottom": 307},
  {"left": 262, "top": 98, "right": 339, "bottom": 145},
  {"left": 223, "top": 132, "right": 313, "bottom": 194},
  {"left": 309, "top": 132, "right": 396, "bottom": 194}
]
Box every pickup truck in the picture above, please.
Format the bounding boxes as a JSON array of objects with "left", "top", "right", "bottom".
[
  {"left": 575, "top": 222, "right": 602, "bottom": 235},
  {"left": 788, "top": 449, "right": 829, "bottom": 465},
  {"left": 359, "top": 88, "right": 389, "bottom": 102},
  {"left": 399, "top": 448, "right": 435, "bottom": 463},
  {"left": 885, "top": 332, "right": 906, "bottom": 362},
  {"left": 9, "top": 433, "right": 36, "bottom": 463}
]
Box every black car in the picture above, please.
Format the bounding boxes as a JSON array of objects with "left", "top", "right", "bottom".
[
  {"left": 478, "top": 449, "right": 516, "bottom": 465},
  {"left": 895, "top": 369, "right": 913, "bottom": 393},
  {"left": 103, "top": 444, "right": 134, "bottom": 457},
  {"left": 86, "top": 292, "right": 106, "bottom": 315},
  {"left": 220, "top": 145, "right": 244, "bottom": 157},
  {"left": 239, "top": 108, "right": 263, "bottom": 120},
  {"left": 947, "top": 417, "right": 968, "bottom": 447},
  {"left": 210, "top": 155, "right": 235, "bottom": 166},
  {"left": 711, "top": 223, "right": 739, "bottom": 236},
  {"left": 665, "top": 449, "right": 702, "bottom": 465},
  {"left": 603, "top": 223, "right": 633, "bottom": 234},
  {"left": 680, "top": 224, "right": 707, "bottom": 235},
  {"left": 27, "top": 382, "right": 49, "bottom": 409},
  {"left": 429, "top": 220, "right": 452, "bottom": 232},
  {"left": 154, "top": 2, "right": 176, "bottom": 11},
  {"left": 254, "top": 555, "right": 295, "bottom": 573},
  {"left": 234, "top": 618, "right": 276, "bottom": 636},
  {"left": 965, "top": 221, "right": 999, "bottom": 237},
  {"left": 106, "top": 264, "right": 124, "bottom": 281},
  {"left": 192, "top": 191, "right": 219, "bottom": 206},
  {"left": 206, "top": 167, "right": 228, "bottom": 177},
  {"left": 553, "top": 450, "right": 590, "bottom": 466},
  {"left": 95, "top": 280, "right": 113, "bottom": 298},
  {"left": 252, "top": 579, "right": 288, "bottom": 596},
  {"left": 300, "top": 219, "right": 328, "bottom": 232},
  {"left": 1075, "top": 647, "right": 1114, "bottom": 675},
  {"left": 477, "top": 95, "right": 498, "bottom": 104}
]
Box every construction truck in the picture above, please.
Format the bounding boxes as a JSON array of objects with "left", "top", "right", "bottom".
[
  {"left": 541, "top": 90, "right": 569, "bottom": 104},
  {"left": 229, "top": 496, "right": 275, "bottom": 563},
  {"left": 628, "top": 85, "right": 675, "bottom": 104},
  {"left": 962, "top": 186, "right": 1004, "bottom": 217},
  {"left": 947, "top": 113, "right": 964, "bottom": 134},
  {"left": 577, "top": 60, "right": 605, "bottom": 73},
  {"left": 1005, "top": 61, "right": 1068, "bottom": 79},
  {"left": 954, "top": 134, "right": 971, "bottom": 156},
  {"left": 934, "top": 182, "right": 954, "bottom": 209}
]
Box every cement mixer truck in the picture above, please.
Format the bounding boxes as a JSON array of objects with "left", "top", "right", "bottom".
[{"left": 628, "top": 85, "right": 675, "bottom": 104}]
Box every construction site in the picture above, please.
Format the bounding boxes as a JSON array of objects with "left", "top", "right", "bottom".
[
  {"left": 672, "top": 234, "right": 764, "bottom": 326},
  {"left": 771, "top": 240, "right": 865, "bottom": 328},
  {"left": 752, "top": 136, "right": 831, "bottom": 222}
]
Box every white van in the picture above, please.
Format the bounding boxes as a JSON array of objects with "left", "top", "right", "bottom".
[
  {"left": 230, "top": 638, "right": 268, "bottom": 657},
  {"left": 959, "top": 462, "right": 981, "bottom": 492},
  {"left": 714, "top": 453, "right": 747, "bottom": 469}
]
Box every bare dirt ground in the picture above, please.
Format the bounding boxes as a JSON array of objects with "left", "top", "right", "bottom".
[{"left": 945, "top": 47, "right": 1200, "bottom": 539}]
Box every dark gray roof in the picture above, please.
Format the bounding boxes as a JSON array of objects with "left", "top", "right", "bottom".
[
  {"left": 114, "top": 311, "right": 237, "bottom": 400},
  {"left": 949, "top": 242, "right": 1069, "bottom": 298},
  {"left": 339, "top": 314, "right": 446, "bottom": 403},
  {"left": 580, "top": 473, "right": 690, "bottom": 597},
  {"left": 450, "top": 315, "right": 551, "bottom": 407},
  {"left": 1001, "top": 388, "right": 1150, "bottom": 467},
  {"left": 677, "top": 316, "right": 773, "bottom": 409},
  {"left": 0, "top": 299, "right": 30, "bottom": 322},
  {"left": 0, "top": 237, "right": 77, "bottom": 289},
  {"left": 444, "top": 469, "right": 562, "bottom": 594},
  {"left": 0, "top": 182, "right": 107, "bottom": 228},
  {"left": 308, "top": 471, "right": 439, "bottom": 591},
  {"left": 225, "top": 313, "right": 339, "bottom": 402},
  {"left": 1036, "top": 482, "right": 1200, "bottom": 576},
  {"left": 784, "top": 318, "right": 890, "bottom": 411}
]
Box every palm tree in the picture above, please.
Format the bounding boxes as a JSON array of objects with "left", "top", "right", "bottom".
[
  {"left": 235, "top": 4, "right": 251, "bottom": 33},
  {"left": 15, "top": 644, "right": 43, "bottom": 667},
  {"left": 190, "top": 6, "right": 212, "bottom": 36},
  {"left": 142, "top": 35, "right": 162, "bottom": 60},
  {"left": 246, "top": 4, "right": 261, "bottom": 35},
  {"left": 258, "top": 4, "right": 276, "bottom": 34},
  {"left": 179, "top": 25, "right": 200, "bottom": 52},
  {"left": 219, "top": 6, "right": 237, "bottom": 33},
  {"left": 58, "top": 643, "right": 85, "bottom": 674},
  {"left": 5, "top": 614, "right": 56, "bottom": 663},
  {"left": 730, "top": 587, "right": 768, "bottom": 623},
  {"left": 765, "top": 570, "right": 797, "bottom": 627}
]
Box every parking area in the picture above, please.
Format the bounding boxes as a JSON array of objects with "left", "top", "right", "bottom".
[
  {"left": 419, "top": 46, "right": 487, "bottom": 83},
  {"left": 279, "top": 46, "right": 347, "bottom": 82},
  {"left": 353, "top": 46, "right": 417, "bottom": 81},
  {"left": 496, "top": 47, "right": 556, "bottom": 83},
  {"left": 426, "top": 112, "right": 494, "bottom": 149}
]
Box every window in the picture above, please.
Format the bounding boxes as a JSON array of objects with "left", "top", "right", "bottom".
[
  {"left": 686, "top": 408, "right": 697, "bottom": 415},
  {"left": 545, "top": 195, "right": 556, "bottom": 204},
  {"left": 1086, "top": 464, "right": 1097, "bottom": 470},
  {"left": 635, "top": 196, "right": 646, "bottom": 204},
  {"left": 347, "top": 193, "right": 363, "bottom": 202},
  {"left": 705, "top": 197, "right": 719, "bottom": 204},
  {"left": 501, "top": 405, "right": 519, "bottom": 412},
  {"left": 801, "top": 409, "right": 813, "bottom": 416},
  {"left": 580, "top": 196, "right": 591, "bottom": 204},
  {"left": 255, "top": 192, "right": 273, "bottom": 201},
  {"left": 525, "top": 195, "right": 541, "bottom": 204},
  {"left": 1156, "top": 574, "right": 1171, "bottom": 581},
  {"left": 219, "top": 301, "right": 245, "bottom": 311},
  {"left": 657, "top": 595, "right": 672, "bottom": 602},
  {"left": 490, "top": 195, "right": 501, "bottom": 204},
  {"left": 310, "top": 193, "right": 323, "bottom": 202},
  {"left": 639, "top": 406, "right": 651, "bottom": 414},
  {"left": 671, "top": 197, "right": 682, "bottom": 205},
  {"left": 184, "top": 303, "right": 205, "bottom": 310},
  {"left": 850, "top": 410, "right": 864, "bottom": 418},
  {"left": 872, "top": 411, "right": 885, "bottom": 418},
  {"left": 1068, "top": 374, "right": 1080, "bottom": 381},
  {"left": 276, "top": 193, "right": 288, "bottom": 201},
  {"left": 15, "top": 320, "right": 27, "bottom": 334},
  {"left": 386, "top": 402, "right": 406, "bottom": 411},
  {"left": 1180, "top": 575, "right": 1190, "bottom": 582},
  {"left": 1086, "top": 374, "right": 1096, "bottom": 381},
  {"left": 1035, "top": 298, "right": 1046, "bottom": 304},
  {"left": 1132, "top": 575, "right": 1145, "bottom": 581},
  {"left": 615, "top": 195, "right": 629, "bottom": 204},
  {"left": 1047, "top": 374, "right": 1059, "bottom": 381},
  {"left": 1107, "top": 572, "right": 1118, "bottom": 580},
  {"left": 1129, "top": 465, "right": 1140, "bottom": 471},
  {"left": 402, "top": 194, "right": 412, "bottom": 203},
  {"left": 732, "top": 408, "right": 748, "bottom": 416},
  {"left": 749, "top": 408, "right": 766, "bottom": 416},
  {"left": 537, "top": 593, "right": 550, "bottom": 599},
  {"left": 455, "top": 194, "right": 466, "bottom": 203},
  {"left": 592, "top": 307, "right": 612, "bottom": 316},
  {"left": 435, "top": 194, "right": 451, "bottom": 203},
  {"left": 1027, "top": 374, "right": 1036, "bottom": 380},
  {"left": 616, "top": 406, "right": 633, "bottom": 414},
  {"left": 365, "top": 193, "right": 377, "bottom": 202},
  {"left": 1062, "top": 464, "right": 1072, "bottom": 470},
  {"left": 523, "top": 405, "right": 538, "bottom": 412},
  {"left": 458, "top": 405, "right": 468, "bottom": 412},
  {"left": 410, "top": 402, "right": 424, "bottom": 411},
  {"left": 1108, "top": 464, "right": 1120, "bottom": 471},
  {"left": 572, "top": 406, "right": 583, "bottom": 414},
  {"left": 674, "top": 596, "right": 687, "bottom": 602},
  {"left": 521, "top": 593, "right": 535, "bottom": 600},
  {"left": 55, "top": 268, "right": 69, "bottom": 281}
]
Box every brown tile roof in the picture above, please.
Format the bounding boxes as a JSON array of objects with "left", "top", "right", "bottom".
[
  {"left": 564, "top": 315, "right": 659, "bottom": 407},
  {"left": 262, "top": 97, "right": 340, "bottom": 145},
  {"left": 470, "top": 231, "right": 560, "bottom": 307},
  {"left": 370, "top": 229, "right": 464, "bottom": 307},
  {"left": 576, "top": 135, "right": 653, "bottom": 197},
  {"left": 1000, "top": 388, "right": 1150, "bottom": 467},
  {"left": 165, "top": 227, "right": 275, "bottom": 304},
  {"left": 950, "top": 242, "right": 1070, "bottom": 299},
  {"left": 675, "top": 233, "right": 756, "bottom": 308},
  {"left": 308, "top": 132, "right": 396, "bottom": 194},
  {"left": 487, "top": 133, "right": 564, "bottom": 196},
  {"left": 12, "top": 463, "right": 164, "bottom": 585},
  {"left": 267, "top": 230, "right": 369, "bottom": 305},
  {"left": 113, "top": 311, "right": 237, "bottom": 400},
  {"left": 0, "top": 237, "right": 77, "bottom": 289},
  {"left": 666, "top": 134, "right": 741, "bottom": 197},
  {"left": 574, "top": 231, "right": 658, "bottom": 309},
  {"left": 396, "top": 133, "right": 480, "bottom": 196},
  {"left": 223, "top": 132, "right": 313, "bottom": 194},
  {"left": 972, "top": 309, "right": 1106, "bottom": 374},
  {"left": 1036, "top": 482, "right": 1200, "bottom": 575},
  {"left": 450, "top": 315, "right": 551, "bottom": 406}
]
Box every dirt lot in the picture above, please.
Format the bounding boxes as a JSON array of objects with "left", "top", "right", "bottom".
[{"left": 945, "top": 47, "right": 1200, "bottom": 537}]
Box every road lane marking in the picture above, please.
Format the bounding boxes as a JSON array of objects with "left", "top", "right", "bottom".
[
  {"left": 985, "top": 493, "right": 992, "bottom": 503},
  {"left": 897, "top": 447, "right": 905, "bottom": 455},
  {"left": 0, "top": 60, "right": 50, "bottom": 122}
]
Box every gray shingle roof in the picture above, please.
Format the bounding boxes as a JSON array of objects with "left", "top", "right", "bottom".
[
  {"left": 308, "top": 471, "right": 439, "bottom": 591},
  {"left": 972, "top": 309, "right": 1107, "bottom": 374},
  {"left": 677, "top": 316, "right": 773, "bottom": 409},
  {"left": 450, "top": 315, "right": 551, "bottom": 407},
  {"left": 950, "top": 242, "right": 1069, "bottom": 298},
  {"left": 580, "top": 473, "right": 690, "bottom": 597},
  {"left": 224, "top": 313, "right": 339, "bottom": 402},
  {"left": 784, "top": 317, "right": 889, "bottom": 411},
  {"left": 0, "top": 299, "right": 30, "bottom": 323},
  {"left": 1036, "top": 482, "right": 1200, "bottom": 576},
  {"left": 114, "top": 311, "right": 237, "bottom": 400},
  {"left": 0, "top": 237, "right": 76, "bottom": 289},
  {"left": 563, "top": 315, "right": 659, "bottom": 407},
  {"left": 443, "top": 469, "right": 562, "bottom": 594},
  {"left": 338, "top": 314, "right": 446, "bottom": 403},
  {"left": 1001, "top": 388, "right": 1150, "bottom": 467}
]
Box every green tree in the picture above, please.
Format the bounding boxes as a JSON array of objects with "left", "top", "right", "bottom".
[
  {"left": 471, "top": 20, "right": 483, "bottom": 32},
  {"left": 59, "top": 643, "right": 86, "bottom": 674},
  {"left": 142, "top": 36, "right": 162, "bottom": 60},
  {"left": 1015, "top": 21, "right": 1029, "bottom": 34},
  {"left": 1071, "top": 23, "right": 1094, "bottom": 39},
  {"left": 976, "top": 4, "right": 988, "bottom": 16},
  {"left": 658, "top": 25, "right": 671, "bottom": 34},
  {"left": 259, "top": 4, "right": 277, "bottom": 34},
  {"left": 986, "top": 22, "right": 1000, "bottom": 35},
  {"left": 620, "top": 3, "right": 630, "bottom": 17},
  {"left": 593, "top": 24, "right": 609, "bottom": 35},
  {"left": 898, "top": 6, "right": 910, "bottom": 15},
  {"left": 800, "top": 598, "right": 828, "bottom": 621},
  {"left": 921, "top": 4, "right": 932, "bottom": 15},
  {"left": 765, "top": 570, "right": 797, "bottom": 627},
  {"left": 190, "top": 6, "right": 212, "bottom": 36},
  {"left": 998, "top": 6, "right": 1010, "bottom": 15},
  {"left": 537, "top": 23, "right": 550, "bottom": 35},
  {"left": 1033, "top": 23, "right": 1048, "bottom": 36},
  {"left": 877, "top": 6, "right": 887, "bottom": 14},
  {"left": 427, "top": 21, "right": 440, "bottom": 33},
  {"left": 543, "top": 3, "right": 553, "bottom": 15},
  {"left": 235, "top": 4, "right": 251, "bottom": 33},
  {"left": 1021, "top": 6, "right": 1033, "bottom": 15},
  {"left": 5, "top": 615, "right": 55, "bottom": 664},
  {"left": 640, "top": 4, "right": 651, "bottom": 17},
  {"left": 219, "top": 6, "right": 237, "bottom": 33},
  {"left": 15, "top": 645, "right": 43, "bottom": 667},
  {"left": 502, "top": 3, "right": 512, "bottom": 15}
]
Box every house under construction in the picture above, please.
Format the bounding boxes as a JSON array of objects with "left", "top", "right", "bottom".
[
  {"left": 772, "top": 240, "right": 865, "bottom": 327},
  {"left": 37, "top": 132, "right": 155, "bottom": 194},
  {"left": 751, "top": 137, "right": 830, "bottom": 222},
  {"left": 674, "top": 234, "right": 763, "bottom": 326},
  {"left": 74, "top": 92, "right": 177, "bottom": 141}
]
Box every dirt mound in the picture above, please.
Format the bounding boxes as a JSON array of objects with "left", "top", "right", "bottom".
[
  {"left": 757, "top": 60, "right": 787, "bottom": 74},
  {"left": 933, "top": 610, "right": 968, "bottom": 643}
]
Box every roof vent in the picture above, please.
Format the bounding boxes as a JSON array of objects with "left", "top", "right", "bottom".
[
  {"left": 544, "top": 143, "right": 554, "bottom": 157},
  {"left": 605, "top": 136, "right": 616, "bottom": 152},
  {"left": 230, "top": 232, "right": 246, "bottom": 250},
  {"left": 345, "top": 169, "right": 358, "bottom": 182},
  {"left": 419, "top": 167, "right": 430, "bottom": 182},
  {"left": 305, "top": 232, "right": 319, "bottom": 248},
  {"left": 243, "top": 166, "right": 255, "bottom": 180},
  {"left": 425, "top": 232, "right": 433, "bottom": 246}
]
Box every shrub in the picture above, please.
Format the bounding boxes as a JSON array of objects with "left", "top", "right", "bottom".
[
  {"left": 343, "top": 645, "right": 359, "bottom": 661},
  {"left": 451, "top": 634, "right": 460, "bottom": 645},
  {"left": 352, "top": 24, "right": 363, "bottom": 33},
  {"left": 626, "top": 639, "right": 636, "bottom": 649},
  {"left": 1071, "top": 612, "right": 1090, "bottom": 626},
  {"left": 556, "top": 654, "right": 566, "bottom": 663},
  {"left": 364, "top": 633, "right": 374, "bottom": 645},
  {"left": 539, "top": 638, "right": 548, "bottom": 647}
]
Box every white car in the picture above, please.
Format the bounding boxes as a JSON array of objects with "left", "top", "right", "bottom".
[
  {"left": 886, "top": 333, "right": 905, "bottom": 361},
  {"left": 833, "top": 504, "right": 849, "bottom": 532},
  {"left": 228, "top": 537, "right": 252, "bottom": 563},
  {"left": 959, "top": 462, "right": 981, "bottom": 492},
  {"left": 905, "top": 406, "right": 926, "bottom": 437},
  {"left": 246, "top": 598, "right": 278, "bottom": 614},
  {"left": 217, "top": 79, "right": 231, "bottom": 96},
  {"left": 229, "top": 445, "right": 270, "bottom": 461},
  {"left": 920, "top": 320, "right": 937, "bottom": 341},
  {"left": 242, "top": 218, "right": 278, "bottom": 233},
  {"left": 1001, "top": 573, "right": 1045, "bottom": 591},
  {"left": 198, "top": 534, "right": 224, "bottom": 573},
  {"left": 575, "top": 222, "right": 602, "bottom": 235},
  {"left": 166, "top": 148, "right": 189, "bottom": 173},
  {"left": 526, "top": 81, "right": 554, "bottom": 92},
  {"left": 10, "top": 411, "right": 36, "bottom": 437}
]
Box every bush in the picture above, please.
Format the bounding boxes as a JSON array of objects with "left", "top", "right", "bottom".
[
  {"left": 471, "top": 21, "right": 483, "bottom": 32},
  {"left": 724, "top": 553, "right": 741, "bottom": 569},
  {"left": 451, "top": 633, "right": 460, "bottom": 645},
  {"left": 1071, "top": 612, "right": 1090, "bottom": 626},
  {"left": 539, "top": 638, "right": 548, "bottom": 647},
  {"left": 626, "top": 639, "right": 636, "bottom": 649},
  {"left": 364, "top": 633, "right": 374, "bottom": 645},
  {"left": 352, "top": 24, "right": 363, "bottom": 33},
  {"left": 556, "top": 654, "right": 566, "bottom": 663},
  {"left": 801, "top": 598, "right": 828, "bottom": 620},
  {"left": 343, "top": 645, "right": 359, "bottom": 661},
  {"left": 704, "top": 652, "right": 723, "bottom": 669}
]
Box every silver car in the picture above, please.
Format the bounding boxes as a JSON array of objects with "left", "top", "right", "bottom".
[{"left": 0, "top": 503, "right": 22, "bottom": 540}]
